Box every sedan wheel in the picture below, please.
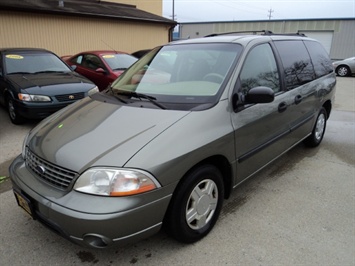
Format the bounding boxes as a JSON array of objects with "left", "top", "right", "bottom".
[
  {"left": 164, "top": 165, "right": 224, "bottom": 243},
  {"left": 336, "top": 66, "right": 349, "bottom": 77},
  {"left": 7, "top": 97, "right": 24, "bottom": 124}
]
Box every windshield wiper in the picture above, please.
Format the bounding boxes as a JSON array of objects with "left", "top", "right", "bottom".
[
  {"left": 108, "top": 87, "right": 128, "bottom": 104},
  {"left": 33, "top": 70, "right": 68, "bottom": 74},
  {"left": 112, "top": 67, "right": 127, "bottom": 71},
  {"left": 7, "top": 71, "right": 32, "bottom": 75},
  {"left": 116, "top": 91, "right": 167, "bottom": 110}
]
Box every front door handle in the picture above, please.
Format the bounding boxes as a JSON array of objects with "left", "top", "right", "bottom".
[
  {"left": 278, "top": 102, "right": 287, "bottom": 113},
  {"left": 294, "top": 95, "right": 303, "bottom": 105}
]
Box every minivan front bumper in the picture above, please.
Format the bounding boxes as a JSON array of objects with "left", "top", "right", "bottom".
[{"left": 9, "top": 155, "right": 172, "bottom": 248}]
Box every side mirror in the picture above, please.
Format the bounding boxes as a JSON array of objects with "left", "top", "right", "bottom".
[
  {"left": 233, "top": 86, "right": 274, "bottom": 112},
  {"left": 70, "top": 65, "right": 77, "bottom": 71},
  {"left": 245, "top": 86, "right": 274, "bottom": 103},
  {"left": 95, "top": 68, "right": 106, "bottom": 74}
]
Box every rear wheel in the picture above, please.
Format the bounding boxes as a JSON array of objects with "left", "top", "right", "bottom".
[
  {"left": 164, "top": 165, "right": 224, "bottom": 243},
  {"left": 304, "top": 107, "right": 327, "bottom": 147},
  {"left": 7, "top": 96, "right": 24, "bottom": 125}
]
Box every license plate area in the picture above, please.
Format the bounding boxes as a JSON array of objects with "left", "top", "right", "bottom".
[{"left": 13, "top": 190, "right": 36, "bottom": 219}]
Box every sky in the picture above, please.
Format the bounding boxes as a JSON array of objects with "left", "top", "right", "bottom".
[{"left": 162, "top": 0, "right": 355, "bottom": 22}]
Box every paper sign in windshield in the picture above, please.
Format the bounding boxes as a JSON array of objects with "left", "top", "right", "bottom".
[{"left": 6, "top": 54, "right": 24, "bottom": 59}]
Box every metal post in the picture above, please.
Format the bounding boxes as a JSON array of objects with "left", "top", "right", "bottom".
[{"left": 172, "top": 0, "right": 175, "bottom": 21}]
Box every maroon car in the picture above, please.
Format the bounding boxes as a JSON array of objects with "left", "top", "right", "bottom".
[{"left": 63, "top": 50, "right": 137, "bottom": 91}]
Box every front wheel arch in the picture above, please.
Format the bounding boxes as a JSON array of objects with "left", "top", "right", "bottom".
[{"left": 163, "top": 164, "right": 225, "bottom": 243}]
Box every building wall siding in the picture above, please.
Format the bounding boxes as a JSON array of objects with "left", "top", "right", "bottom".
[
  {"left": 180, "top": 19, "right": 355, "bottom": 60},
  {"left": 106, "top": 0, "right": 162, "bottom": 16},
  {"left": 0, "top": 11, "right": 169, "bottom": 56},
  {"left": 331, "top": 20, "right": 355, "bottom": 59}
]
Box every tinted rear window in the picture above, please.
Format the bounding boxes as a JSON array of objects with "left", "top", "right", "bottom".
[
  {"left": 304, "top": 41, "right": 333, "bottom": 78},
  {"left": 274, "top": 41, "right": 315, "bottom": 90}
]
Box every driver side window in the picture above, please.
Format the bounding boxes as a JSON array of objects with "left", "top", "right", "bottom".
[
  {"left": 82, "top": 55, "right": 105, "bottom": 70},
  {"left": 239, "top": 43, "right": 280, "bottom": 95}
]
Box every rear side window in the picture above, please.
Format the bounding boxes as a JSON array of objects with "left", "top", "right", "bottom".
[
  {"left": 274, "top": 41, "right": 315, "bottom": 90},
  {"left": 304, "top": 41, "right": 333, "bottom": 78}
]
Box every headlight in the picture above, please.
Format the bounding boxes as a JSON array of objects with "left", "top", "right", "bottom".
[
  {"left": 18, "top": 93, "right": 51, "bottom": 102},
  {"left": 88, "top": 86, "right": 99, "bottom": 96},
  {"left": 21, "top": 132, "right": 30, "bottom": 159},
  {"left": 74, "top": 168, "right": 161, "bottom": 196}
]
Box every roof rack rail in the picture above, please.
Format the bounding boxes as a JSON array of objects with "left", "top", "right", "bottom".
[
  {"left": 204, "top": 30, "right": 306, "bottom": 37},
  {"left": 264, "top": 31, "right": 307, "bottom": 37}
]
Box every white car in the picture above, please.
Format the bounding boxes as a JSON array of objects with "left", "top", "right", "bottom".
[{"left": 333, "top": 57, "right": 355, "bottom": 77}]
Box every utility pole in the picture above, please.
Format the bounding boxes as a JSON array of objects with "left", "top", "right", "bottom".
[
  {"left": 172, "top": 0, "right": 175, "bottom": 21},
  {"left": 267, "top": 8, "right": 274, "bottom": 20}
]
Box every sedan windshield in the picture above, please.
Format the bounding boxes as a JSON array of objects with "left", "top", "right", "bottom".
[
  {"left": 102, "top": 54, "right": 138, "bottom": 71},
  {"left": 5, "top": 52, "right": 72, "bottom": 74},
  {"left": 109, "top": 43, "right": 242, "bottom": 111}
]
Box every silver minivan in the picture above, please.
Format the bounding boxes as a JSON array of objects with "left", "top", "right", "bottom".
[{"left": 10, "top": 32, "right": 336, "bottom": 248}]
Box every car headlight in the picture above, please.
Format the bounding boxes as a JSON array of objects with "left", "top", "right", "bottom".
[
  {"left": 74, "top": 168, "right": 161, "bottom": 196},
  {"left": 21, "top": 132, "right": 30, "bottom": 159},
  {"left": 18, "top": 93, "right": 51, "bottom": 102},
  {"left": 88, "top": 86, "right": 99, "bottom": 96}
]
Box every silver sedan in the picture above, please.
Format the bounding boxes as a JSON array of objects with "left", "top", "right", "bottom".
[{"left": 333, "top": 57, "right": 355, "bottom": 77}]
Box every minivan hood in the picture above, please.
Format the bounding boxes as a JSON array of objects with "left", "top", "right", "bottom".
[
  {"left": 27, "top": 97, "right": 189, "bottom": 173},
  {"left": 7, "top": 72, "right": 93, "bottom": 93}
]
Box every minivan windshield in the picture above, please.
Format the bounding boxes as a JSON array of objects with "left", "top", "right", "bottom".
[{"left": 109, "top": 43, "right": 242, "bottom": 110}]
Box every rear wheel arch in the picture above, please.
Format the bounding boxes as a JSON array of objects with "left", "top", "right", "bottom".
[{"left": 322, "top": 100, "right": 332, "bottom": 120}]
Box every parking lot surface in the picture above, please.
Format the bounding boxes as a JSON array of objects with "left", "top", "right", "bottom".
[{"left": 0, "top": 77, "right": 354, "bottom": 265}]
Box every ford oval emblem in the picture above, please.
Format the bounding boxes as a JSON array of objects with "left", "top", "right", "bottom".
[
  {"left": 69, "top": 95, "right": 75, "bottom": 100},
  {"left": 36, "top": 165, "right": 46, "bottom": 175}
]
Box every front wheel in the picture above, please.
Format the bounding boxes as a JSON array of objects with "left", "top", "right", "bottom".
[
  {"left": 164, "top": 165, "right": 224, "bottom": 243},
  {"left": 336, "top": 65, "right": 350, "bottom": 77},
  {"left": 304, "top": 107, "right": 327, "bottom": 147},
  {"left": 7, "top": 97, "right": 24, "bottom": 125}
]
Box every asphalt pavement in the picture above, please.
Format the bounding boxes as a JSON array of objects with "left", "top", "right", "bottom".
[{"left": 0, "top": 77, "right": 354, "bottom": 265}]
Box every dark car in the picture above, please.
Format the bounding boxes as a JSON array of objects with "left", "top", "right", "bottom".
[
  {"left": 63, "top": 50, "right": 137, "bottom": 91},
  {"left": 0, "top": 48, "right": 98, "bottom": 124}
]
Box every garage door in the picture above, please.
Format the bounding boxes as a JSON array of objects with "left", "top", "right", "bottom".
[{"left": 299, "top": 31, "right": 333, "bottom": 54}]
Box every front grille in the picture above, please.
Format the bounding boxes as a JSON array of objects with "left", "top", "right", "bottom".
[
  {"left": 55, "top": 92, "right": 85, "bottom": 102},
  {"left": 25, "top": 148, "right": 78, "bottom": 190}
]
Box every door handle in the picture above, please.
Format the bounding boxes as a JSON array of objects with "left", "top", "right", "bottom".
[
  {"left": 278, "top": 102, "right": 287, "bottom": 113},
  {"left": 294, "top": 95, "right": 303, "bottom": 105}
]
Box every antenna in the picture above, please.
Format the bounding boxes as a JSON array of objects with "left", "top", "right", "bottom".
[{"left": 101, "top": 40, "right": 118, "bottom": 53}]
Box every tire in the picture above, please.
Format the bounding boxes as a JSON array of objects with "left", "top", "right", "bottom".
[
  {"left": 304, "top": 107, "right": 327, "bottom": 147},
  {"left": 7, "top": 96, "right": 24, "bottom": 125},
  {"left": 164, "top": 165, "right": 224, "bottom": 243},
  {"left": 336, "top": 65, "right": 350, "bottom": 77}
]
